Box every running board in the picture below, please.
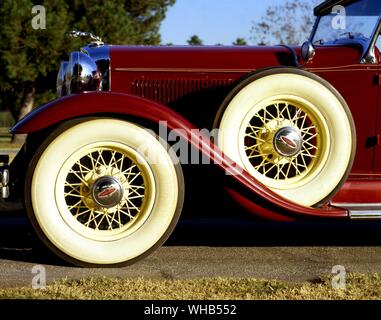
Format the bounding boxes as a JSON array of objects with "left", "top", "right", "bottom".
[{"left": 333, "top": 203, "right": 381, "bottom": 220}]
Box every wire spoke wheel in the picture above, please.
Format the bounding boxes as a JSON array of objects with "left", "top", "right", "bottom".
[
  {"left": 243, "top": 100, "right": 322, "bottom": 185},
  {"left": 64, "top": 148, "right": 148, "bottom": 233}
]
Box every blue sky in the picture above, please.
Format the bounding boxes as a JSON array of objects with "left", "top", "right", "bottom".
[{"left": 160, "top": 0, "right": 291, "bottom": 45}]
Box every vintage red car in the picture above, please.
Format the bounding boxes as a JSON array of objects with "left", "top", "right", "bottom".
[{"left": 2, "top": 0, "right": 381, "bottom": 266}]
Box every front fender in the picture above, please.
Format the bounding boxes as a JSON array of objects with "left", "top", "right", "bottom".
[
  {"left": 11, "top": 92, "right": 348, "bottom": 220},
  {"left": 11, "top": 92, "right": 196, "bottom": 135}
]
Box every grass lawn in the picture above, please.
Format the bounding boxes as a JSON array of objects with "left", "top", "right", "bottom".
[{"left": 0, "top": 274, "right": 380, "bottom": 300}]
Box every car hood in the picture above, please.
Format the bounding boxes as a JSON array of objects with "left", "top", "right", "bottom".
[{"left": 109, "top": 45, "right": 299, "bottom": 73}]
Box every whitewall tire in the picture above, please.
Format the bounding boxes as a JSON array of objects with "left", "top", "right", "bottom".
[
  {"left": 25, "top": 118, "right": 184, "bottom": 267},
  {"left": 214, "top": 69, "right": 356, "bottom": 207}
]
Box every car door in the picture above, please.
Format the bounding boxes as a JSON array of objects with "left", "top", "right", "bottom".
[{"left": 307, "top": 46, "right": 378, "bottom": 175}]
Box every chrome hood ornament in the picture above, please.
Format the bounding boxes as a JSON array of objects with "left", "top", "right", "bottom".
[{"left": 68, "top": 30, "right": 104, "bottom": 46}]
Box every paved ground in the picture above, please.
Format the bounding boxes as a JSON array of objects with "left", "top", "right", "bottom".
[{"left": 1, "top": 210, "right": 381, "bottom": 287}]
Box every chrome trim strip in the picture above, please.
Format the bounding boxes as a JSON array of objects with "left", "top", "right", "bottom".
[
  {"left": 333, "top": 203, "right": 381, "bottom": 219},
  {"left": 114, "top": 67, "right": 253, "bottom": 73},
  {"left": 349, "top": 211, "right": 381, "bottom": 220}
]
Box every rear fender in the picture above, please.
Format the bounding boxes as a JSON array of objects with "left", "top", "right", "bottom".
[{"left": 11, "top": 92, "right": 348, "bottom": 220}]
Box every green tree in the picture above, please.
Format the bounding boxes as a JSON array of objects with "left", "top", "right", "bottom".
[
  {"left": 68, "top": 0, "right": 175, "bottom": 45},
  {"left": 187, "top": 35, "right": 203, "bottom": 46},
  {"left": 251, "top": 0, "right": 318, "bottom": 46},
  {"left": 0, "top": 0, "right": 175, "bottom": 128},
  {"left": 233, "top": 38, "right": 248, "bottom": 46},
  {"left": 0, "top": 0, "right": 72, "bottom": 124}
]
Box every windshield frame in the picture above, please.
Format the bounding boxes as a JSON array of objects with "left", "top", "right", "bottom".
[{"left": 309, "top": 1, "right": 381, "bottom": 64}]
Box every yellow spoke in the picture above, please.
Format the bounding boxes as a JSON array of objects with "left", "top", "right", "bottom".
[
  {"left": 279, "top": 164, "right": 288, "bottom": 179},
  {"left": 64, "top": 193, "right": 83, "bottom": 199},
  {"left": 300, "top": 151, "right": 317, "bottom": 159},
  {"left": 94, "top": 151, "right": 102, "bottom": 168},
  {"left": 248, "top": 153, "right": 268, "bottom": 160},
  {"left": 300, "top": 125, "right": 316, "bottom": 133},
  {"left": 94, "top": 211, "right": 107, "bottom": 230},
  {"left": 119, "top": 208, "right": 136, "bottom": 220},
  {"left": 74, "top": 208, "right": 92, "bottom": 218},
  {"left": 64, "top": 182, "right": 82, "bottom": 187},
  {"left": 104, "top": 213, "right": 113, "bottom": 230},
  {"left": 245, "top": 141, "right": 265, "bottom": 151},
  {"left": 84, "top": 210, "right": 98, "bottom": 227},
  {"left": 119, "top": 154, "right": 125, "bottom": 172},
  {"left": 64, "top": 190, "right": 82, "bottom": 198},
  {"left": 275, "top": 102, "right": 281, "bottom": 119},
  {"left": 286, "top": 162, "right": 292, "bottom": 177},
  {"left": 67, "top": 183, "right": 81, "bottom": 191},
  {"left": 76, "top": 161, "right": 92, "bottom": 178},
  {"left": 264, "top": 163, "right": 277, "bottom": 175},
  {"left": 246, "top": 132, "right": 259, "bottom": 140},
  {"left": 291, "top": 109, "right": 302, "bottom": 123},
  {"left": 110, "top": 212, "right": 123, "bottom": 229},
  {"left": 126, "top": 199, "right": 141, "bottom": 211},
  {"left": 247, "top": 124, "right": 263, "bottom": 131},
  {"left": 264, "top": 108, "right": 276, "bottom": 121},
  {"left": 276, "top": 163, "right": 287, "bottom": 180},
  {"left": 67, "top": 199, "right": 83, "bottom": 210},
  {"left": 129, "top": 185, "right": 145, "bottom": 190},
  {"left": 299, "top": 114, "right": 308, "bottom": 129},
  {"left": 303, "top": 133, "right": 318, "bottom": 143},
  {"left": 89, "top": 152, "right": 96, "bottom": 171},
  {"left": 253, "top": 136, "right": 266, "bottom": 143},
  {"left": 300, "top": 154, "right": 308, "bottom": 170},
  {"left": 291, "top": 158, "right": 301, "bottom": 175},
  {"left": 303, "top": 140, "right": 319, "bottom": 150},
  {"left": 279, "top": 103, "right": 288, "bottom": 118},
  {"left": 117, "top": 207, "right": 122, "bottom": 226},
  {"left": 128, "top": 195, "right": 145, "bottom": 200},
  {"left": 108, "top": 150, "right": 117, "bottom": 167},
  {"left": 122, "top": 164, "right": 137, "bottom": 175},
  {"left": 244, "top": 144, "right": 259, "bottom": 151},
  {"left": 295, "top": 157, "right": 307, "bottom": 172},
  {"left": 129, "top": 187, "right": 145, "bottom": 198},
  {"left": 253, "top": 114, "right": 264, "bottom": 125},
  {"left": 286, "top": 104, "right": 292, "bottom": 121},
  {"left": 247, "top": 148, "right": 257, "bottom": 158},
  {"left": 68, "top": 170, "right": 89, "bottom": 187},
  {"left": 274, "top": 163, "right": 281, "bottom": 180},
  {"left": 128, "top": 171, "right": 142, "bottom": 185},
  {"left": 99, "top": 152, "right": 108, "bottom": 167},
  {"left": 254, "top": 156, "right": 268, "bottom": 171}
]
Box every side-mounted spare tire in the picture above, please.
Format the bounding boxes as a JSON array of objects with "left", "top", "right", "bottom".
[
  {"left": 214, "top": 68, "right": 356, "bottom": 207},
  {"left": 25, "top": 119, "right": 184, "bottom": 267}
]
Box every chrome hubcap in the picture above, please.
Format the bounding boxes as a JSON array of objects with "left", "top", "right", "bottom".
[
  {"left": 91, "top": 176, "right": 124, "bottom": 208},
  {"left": 273, "top": 126, "right": 302, "bottom": 157}
]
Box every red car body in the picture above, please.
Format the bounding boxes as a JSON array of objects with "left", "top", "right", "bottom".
[{"left": 9, "top": 0, "right": 381, "bottom": 223}]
